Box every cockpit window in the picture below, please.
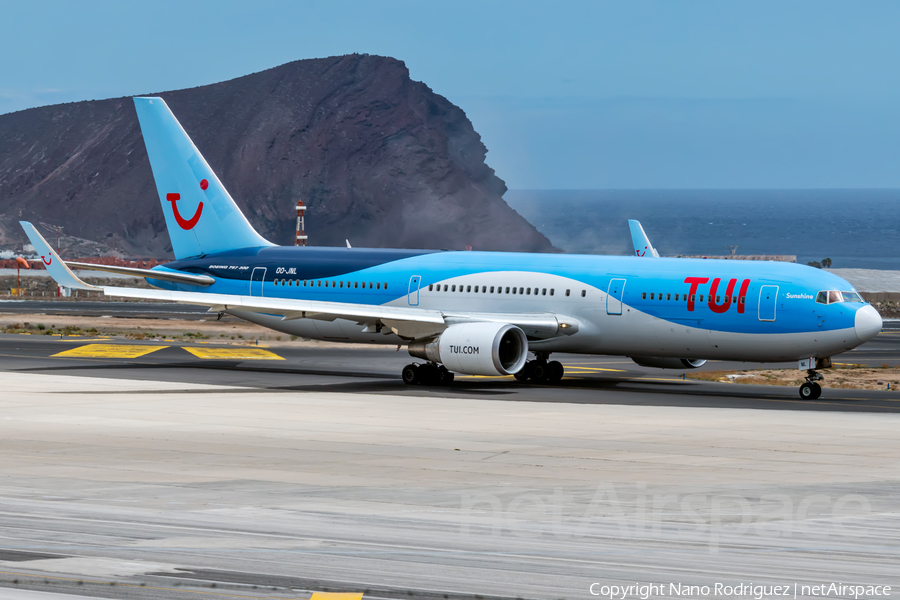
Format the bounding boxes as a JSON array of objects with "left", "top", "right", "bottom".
[{"left": 816, "top": 290, "right": 863, "bottom": 304}]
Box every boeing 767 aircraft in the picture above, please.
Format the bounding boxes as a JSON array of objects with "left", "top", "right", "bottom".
[{"left": 21, "top": 97, "right": 883, "bottom": 399}]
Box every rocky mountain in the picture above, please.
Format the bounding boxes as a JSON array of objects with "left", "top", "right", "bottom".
[{"left": 0, "top": 54, "right": 554, "bottom": 258}]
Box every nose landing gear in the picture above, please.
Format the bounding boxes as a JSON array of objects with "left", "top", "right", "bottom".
[{"left": 799, "top": 370, "right": 824, "bottom": 400}]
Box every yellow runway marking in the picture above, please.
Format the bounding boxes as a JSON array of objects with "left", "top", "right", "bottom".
[
  {"left": 310, "top": 594, "right": 364, "bottom": 600},
  {"left": 52, "top": 344, "right": 168, "bottom": 358},
  {"left": 563, "top": 366, "right": 626, "bottom": 372},
  {"left": 184, "top": 347, "right": 284, "bottom": 360}
]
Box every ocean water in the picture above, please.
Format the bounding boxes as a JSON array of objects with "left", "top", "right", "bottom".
[{"left": 505, "top": 190, "right": 900, "bottom": 270}]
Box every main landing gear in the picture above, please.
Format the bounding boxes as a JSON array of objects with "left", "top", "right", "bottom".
[
  {"left": 514, "top": 352, "right": 564, "bottom": 384},
  {"left": 402, "top": 362, "right": 454, "bottom": 386},
  {"left": 799, "top": 369, "right": 824, "bottom": 400}
]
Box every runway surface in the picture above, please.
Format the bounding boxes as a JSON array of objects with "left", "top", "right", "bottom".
[{"left": 0, "top": 304, "right": 899, "bottom": 599}]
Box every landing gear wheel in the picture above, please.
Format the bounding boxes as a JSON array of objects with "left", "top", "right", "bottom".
[
  {"left": 799, "top": 367, "right": 825, "bottom": 399},
  {"left": 799, "top": 381, "right": 822, "bottom": 400},
  {"left": 439, "top": 370, "right": 455, "bottom": 385},
  {"left": 545, "top": 360, "right": 564, "bottom": 383},
  {"left": 402, "top": 364, "right": 419, "bottom": 385},
  {"left": 514, "top": 356, "right": 563, "bottom": 385}
]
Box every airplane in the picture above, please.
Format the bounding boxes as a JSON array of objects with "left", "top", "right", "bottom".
[{"left": 20, "top": 97, "right": 883, "bottom": 400}]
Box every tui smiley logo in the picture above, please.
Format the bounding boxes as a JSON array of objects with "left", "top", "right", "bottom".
[{"left": 166, "top": 179, "right": 208, "bottom": 230}]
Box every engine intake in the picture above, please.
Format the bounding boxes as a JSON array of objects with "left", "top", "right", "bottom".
[
  {"left": 408, "top": 323, "right": 528, "bottom": 376},
  {"left": 630, "top": 357, "right": 708, "bottom": 369}
]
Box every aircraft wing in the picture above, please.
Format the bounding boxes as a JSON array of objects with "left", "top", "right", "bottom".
[
  {"left": 628, "top": 219, "right": 660, "bottom": 257},
  {"left": 103, "top": 286, "right": 570, "bottom": 338},
  {"left": 105, "top": 285, "right": 445, "bottom": 325},
  {"left": 20, "top": 221, "right": 101, "bottom": 291},
  {"left": 22, "top": 220, "right": 573, "bottom": 339}
]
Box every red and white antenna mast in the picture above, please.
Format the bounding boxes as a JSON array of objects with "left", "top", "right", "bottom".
[{"left": 294, "top": 200, "right": 307, "bottom": 246}]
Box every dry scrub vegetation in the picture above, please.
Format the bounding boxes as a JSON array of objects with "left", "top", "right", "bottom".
[{"left": 687, "top": 363, "right": 900, "bottom": 391}]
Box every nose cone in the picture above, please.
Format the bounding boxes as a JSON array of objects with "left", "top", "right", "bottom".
[{"left": 855, "top": 304, "right": 883, "bottom": 342}]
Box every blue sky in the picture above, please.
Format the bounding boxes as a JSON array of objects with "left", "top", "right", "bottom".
[{"left": 2, "top": 1, "right": 899, "bottom": 189}]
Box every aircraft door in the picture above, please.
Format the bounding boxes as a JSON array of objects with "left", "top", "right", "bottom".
[
  {"left": 758, "top": 285, "right": 778, "bottom": 321},
  {"left": 407, "top": 275, "right": 421, "bottom": 306},
  {"left": 607, "top": 278, "right": 626, "bottom": 315},
  {"left": 250, "top": 267, "right": 267, "bottom": 297}
]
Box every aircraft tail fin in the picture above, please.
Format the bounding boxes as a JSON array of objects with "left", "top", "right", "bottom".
[
  {"left": 628, "top": 220, "right": 659, "bottom": 258},
  {"left": 133, "top": 97, "right": 274, "bottom": 260}
]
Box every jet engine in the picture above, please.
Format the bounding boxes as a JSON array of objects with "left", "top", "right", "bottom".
[
  {"left": 408, "top": 322, "right": 528, "bottom": 376},
  {"left": 630, "top": 357, "right": 708, "bottom": 369}
]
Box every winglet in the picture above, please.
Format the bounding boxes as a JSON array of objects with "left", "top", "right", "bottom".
[
  {"left": 628, "top": 220, "right": 659, "bottom": 258},
  {"left": 19, "top": 222, "right": 101, "bottom": 291}
]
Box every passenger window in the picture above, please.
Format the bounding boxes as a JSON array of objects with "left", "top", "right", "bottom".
[
  {"left": 527, "top": 288, "right": 531, "bottom": 295},
  {"left": 505, "top": 287, "right": 510, "bottom": 293},
  {"left": 716, "top": 295, "right": 720, "bottom": 303},
  {"left": 490, "top": 286, "right": 495, "bottom": 293},
  {"left": 339, "top": 281, "right": 343, "bottom": 288},
  {"left": 303, "top": 280, "right": 307, "bottom": 287},
  {"left": 443, "top": 284, "right": 448, "bottom": 291},
  {"left": 376, "top": 282, "right": 381, "bottom": 290},
  {"left": 699, "top": 295, "right": 704, "bottom": 302},
  {"left": 542, "top": 288, "right": 547, "bottom": 295},
  {"left": 369, "top": 282, "right": 373, "bottom": 289},
  {"left": 642, "top": 292, "right": 647, "bottom": 300},
  {"left": 519, "top": 287, "right": 524, "bottom": 294},
  {"left": 674, "top": 293, "right": 678, "bottom": 300},
  {"left": 429, "top": 284, "right": 433, "bottom": 291},
  {"left": 739, "top": 297, "right": 745, "bottom": 304},
  {"left": 384, "top": 283, "right": 388, "bottom": 290},
  {"left": 566, "top": 289, "right": 571, "bottom": 297},
  {"left": 467, "top": 285, "right": 471, "bottom": 292},
  {"left": 550, "top": 289, "right": 554, "bottom": 296},
  {"left": 452, "top": 285, "right": 456, "bottom": 292},
  {"left": 581, "top": 290, "right": 586, "bottom": 297},
  {"left": 651, "top": 292, "right": 655, "bottom": 300},
  {"left": 512, "top": 287, "right": 517, "bottom": 295},
  {"left": 731, "top": 296, "right": 736, "bottom": 303}
]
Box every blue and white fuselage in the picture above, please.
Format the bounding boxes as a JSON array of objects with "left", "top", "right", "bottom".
[
  {"left": 154, "top": 245, "right": 880, "bottom": 362},
  {"left": 20, "top": 96, "right": 882, "bottom": 396}
]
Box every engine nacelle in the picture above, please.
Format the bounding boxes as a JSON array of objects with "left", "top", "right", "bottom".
[
  {"left": 630, "top": 357, "right": 708, "bottom": 369},
  {"left": 408, "top": 323, "right": 528, "bottom": 376}
]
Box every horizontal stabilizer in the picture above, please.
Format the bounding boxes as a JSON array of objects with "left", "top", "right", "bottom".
[
  {"left": 628, "top": 219, "right": 660, "bottom": 258},
  {"left": 66, "top": 261, "right": 215, "bottom": 286}
]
